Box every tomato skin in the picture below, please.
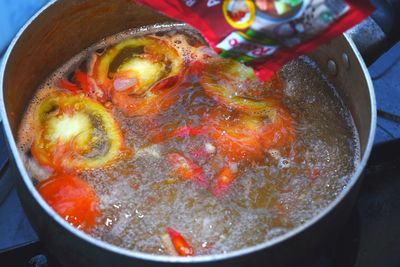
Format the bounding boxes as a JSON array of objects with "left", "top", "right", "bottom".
[
  {"left": 198, "top": 57, "right": 295, "bottom": 159},
  {"left": 205, "top": 110, "right": 264, "bottom": 162},
  {"left": 37, "top": 174, "right": 100, "bottom": 232}
]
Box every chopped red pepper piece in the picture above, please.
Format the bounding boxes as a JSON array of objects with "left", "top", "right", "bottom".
[
  {"left": 167, "top": 153, "right": 207, "bottom": 188},
  {"left": 166, "top": 227, "right": 194, "bottom": 256},
  {"left": 212, "top": 165, "right": 234, "bottom": 197}
]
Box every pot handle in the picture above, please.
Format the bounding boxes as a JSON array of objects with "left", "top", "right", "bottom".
[{"left": 345, "top": 0, "right": 400, "bottom": 66}]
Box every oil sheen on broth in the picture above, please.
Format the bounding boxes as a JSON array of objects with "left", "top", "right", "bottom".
[{"left": 17, "top": 24, "right": 359, "bottom": 256}]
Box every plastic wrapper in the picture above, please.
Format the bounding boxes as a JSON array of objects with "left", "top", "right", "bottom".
[{"left": 135, "top": 0, "right": 374, "bottom": 80}]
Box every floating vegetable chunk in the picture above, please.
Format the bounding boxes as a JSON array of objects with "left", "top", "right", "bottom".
[
  {"left": 166, "top": 227, "right": 195, "bottom": 256},
  {"left": 205, "top": 108, "right": 294, "bottom": 161},
  {"left": 205, "top": 109, "right": 265, "bottom": 161},
  {"left": 199, "top": 58, "right": 281, "bottom": 118},
  {"left": 31, "top": 93, "right": 125, "bottom": 171},
  {"left": 37, "top": 174, "right": 100, "bottom": 231},
  {"left": 91, "top": 36, "right": 183, "bottom": 116},
  {"left": 199, "top": 57, "right": 295, "bottom": 161}
]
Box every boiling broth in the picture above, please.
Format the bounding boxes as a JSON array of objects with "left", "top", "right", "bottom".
[{"left": 18, "top": 24, "right": 359, "bottom": 256}]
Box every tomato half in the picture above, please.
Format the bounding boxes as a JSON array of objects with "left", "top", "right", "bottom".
[
  {"left": 204, "top": 105, "right": 295, "bottom": 161},
  {"left": 90, "top": 36, "right": 184, "bottom": 116},
  {"left": 205, "top": 109, "right": 265, "bottom": 161},
  {"left": 199, "top": 58, "right": 282, "bottom": 118},
  {"left": 37, "top": 174, "right": 100, "bottom": 231},
  {"left": 31, "top": 93, "right": 126, "bottom": 172}
]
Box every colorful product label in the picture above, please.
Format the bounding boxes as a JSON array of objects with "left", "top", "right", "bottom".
[{"left": 135, "top": 0, "right": 374, "bottom": 80}]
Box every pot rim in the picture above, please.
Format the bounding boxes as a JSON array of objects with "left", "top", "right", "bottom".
[{"left": 0, "top": 0, "right": 377, "bottom": 263}]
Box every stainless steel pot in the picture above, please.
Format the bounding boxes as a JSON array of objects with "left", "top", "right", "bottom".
[{"left": 0, "top": 0, "right": 376, "bottom": 266}]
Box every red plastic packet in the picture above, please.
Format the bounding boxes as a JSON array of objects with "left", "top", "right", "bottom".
[{"left": 135, "top": 0, "right": 374, "bottom": 81}]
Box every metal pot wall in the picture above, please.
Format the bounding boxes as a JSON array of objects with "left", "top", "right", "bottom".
[{"left": 0, "top": 0, "right": 376, "bottom": 266}]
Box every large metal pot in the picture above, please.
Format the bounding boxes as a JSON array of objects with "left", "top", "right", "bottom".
[{"left": 0, "top": 0, "right": 376, "bottom": 266}]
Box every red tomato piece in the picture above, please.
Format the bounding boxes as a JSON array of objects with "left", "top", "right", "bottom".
[
  {"left": 37, "top": 174, "right": 100, "bottom": 232},
  {"left": 260, "top": 107, "right": 295, "bottom": 150},
  {"left": 205, "top": 110, "right": 264, "bottom": 161}
]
